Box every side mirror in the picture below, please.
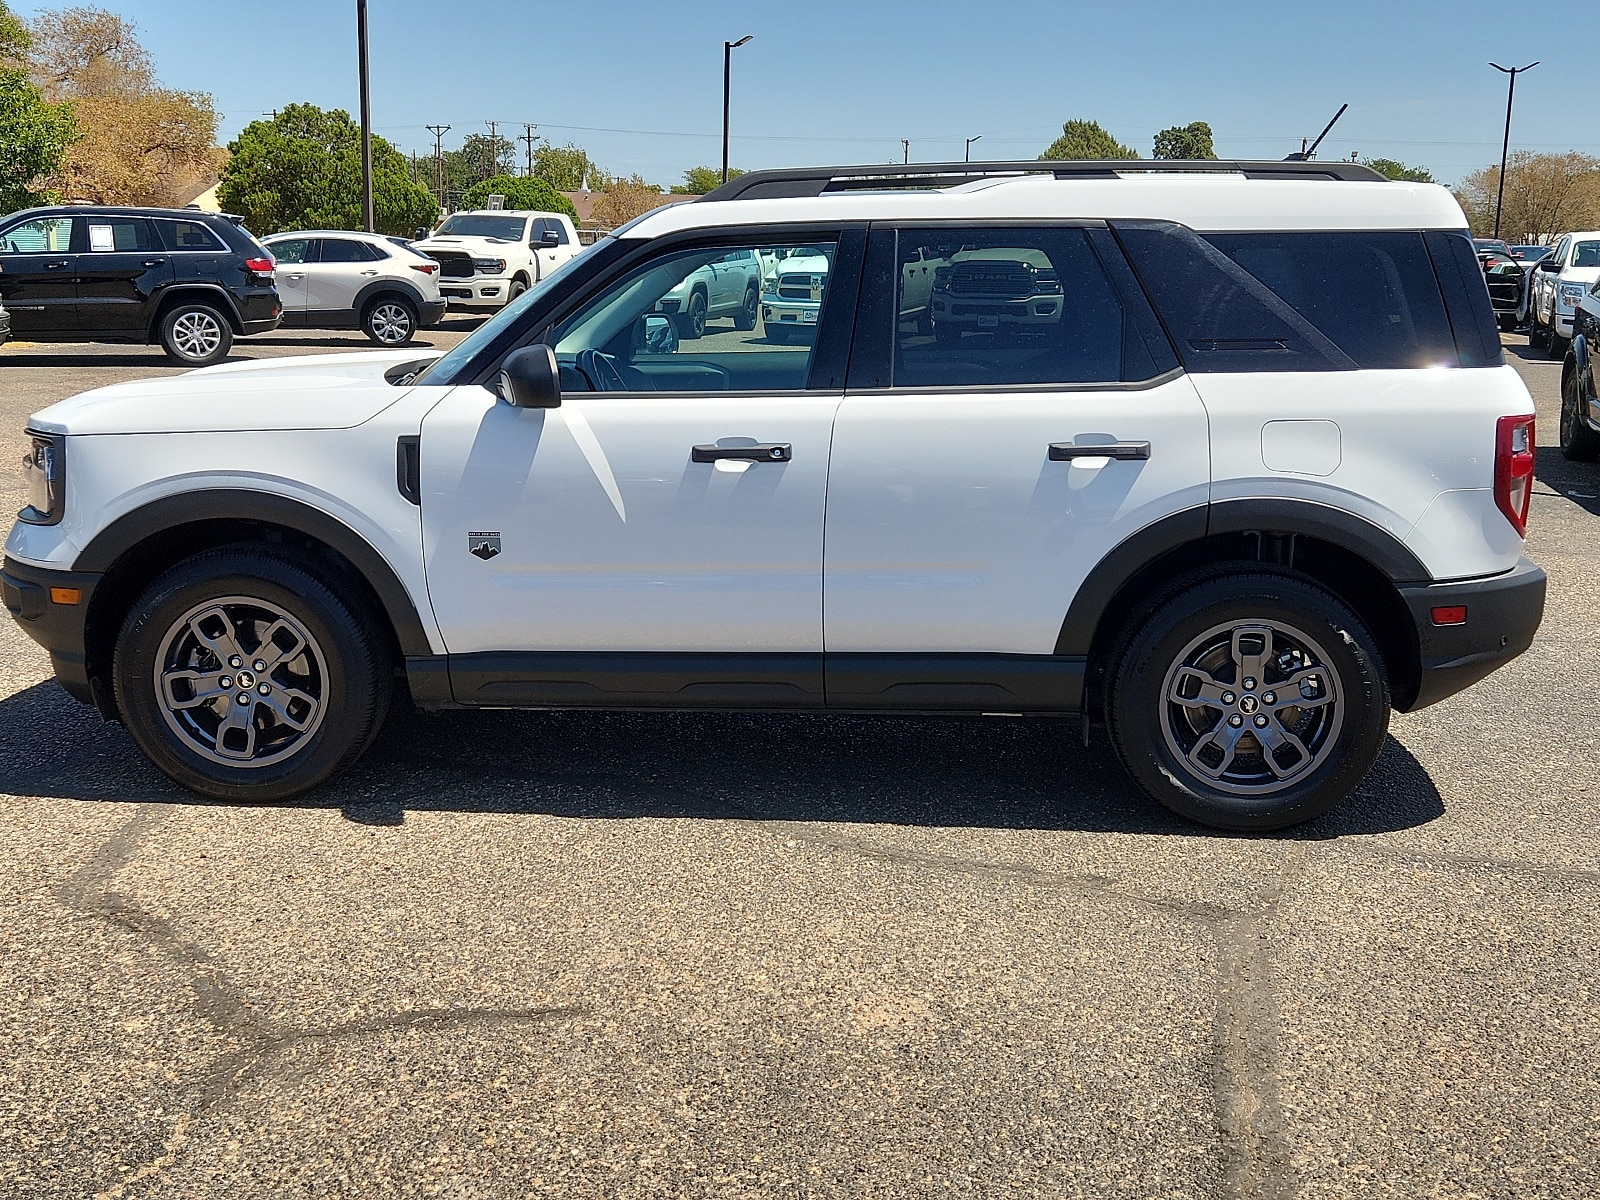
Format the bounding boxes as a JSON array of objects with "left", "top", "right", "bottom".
[
  {"left": 413, "top": 227, "right": 427, "bottom": 241},
  {"left": 498, "top": 344, "right": 561, "bottom": 408},
  {"left": 641, "top": 313, "right": 679, "bottom": 354},
  {"left": 540, "top": 227, "right": 561, "bottom": 246}
]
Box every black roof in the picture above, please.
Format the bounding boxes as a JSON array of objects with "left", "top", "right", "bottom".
[
  {"left": 2, "top": 203, "right": 245, "bottom": 223},
  {"left": 701, "top": 159, "right": 1390, "bottom": 202}
]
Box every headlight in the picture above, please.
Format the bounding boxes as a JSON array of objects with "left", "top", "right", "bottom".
[
  {"left": 20, "top": 432, "right": 64, "bottom": 526},
  {"left": 472, "top": 257, "right": 506, "bottom": 274},
  {"left": 1559, "top": 283, "right": 1585, "bottom": 305}
]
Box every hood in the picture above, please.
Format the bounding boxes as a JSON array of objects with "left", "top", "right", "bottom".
[
  {"left": 1557, "top": 265, "right": 1600, "bottom": 285},
  {"left": 413, "top": 235, "right": 519, "bottom": 254},
  {"left": 28, "top": 349, "right": 442, "bottom": 436},
  {"left": 774, "top": 254, "right": 830, "bottom": 276}
]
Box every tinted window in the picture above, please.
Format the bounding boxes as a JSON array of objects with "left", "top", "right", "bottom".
[
  {"left": 86, "top": 218, "right": 156, "bottom": 252},
  {"left": 1, "top": 217, "right": 73, "bottom": 253},
  {"left": 267, "top": 238, "right": 309, "bottom": 265},
  {"left": 436, "top": 214, "right": 526, "bottom": 240},
  {"left": 896, "top": 227, "right": 1159, "bottom": 387},
  {"left": 1572, "top": 241, "right": 1600, "bottom": 268},
  {"left": 1204, "top": 232, "right": 1456, "bottom": 369},
  {"left": 160, "top": 220, "right": 224, "bottom": 251},
  {"left": 531, "top": 218, "right": 569, "bottom": 246},
  {"left": 549, "top": 240, "right": 836, "bottom": 393},
  {"left": 1116, "top": 222, "right": 1354, "bottom": 373},
  {"left": 317, "top": 238, "right": 380, "bottom": 263}
]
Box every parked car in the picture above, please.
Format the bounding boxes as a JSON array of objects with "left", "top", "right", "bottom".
[
  {"left": 929, "top": 245, "right": 1065, "bottom": 344},
  {"left": 261, "top": 230, "right": 447, "bottom": 346},
  {"left": 1473, "top": 237, "right": 1514, "bottom": 256},
  {"left": 1558, "top": 280, "right": 1600, "bottom": 461},
  {"left": 411, "top": 210, "right": 581, "bottom": 310},
  {"left": 1526, "top": 230, "right": 1600, "bottom": 356},
  {"left": 759, "top": 246, "right": 830, "bottom": 342},
  {"left": 0, "top": 205, "right": 280, "bottom": 366},
  {"left": 1477, "top": 248, "right": 1527, "bottom": 331},
  {"left": 1510, "top": 244, "right": 1551, "bottom": 263},
  {"left": 2, "top": 159, "right": 1544, "bottom": 834},
  {"left": 656, "top": 248, "right": 761, "bottom": 338}
]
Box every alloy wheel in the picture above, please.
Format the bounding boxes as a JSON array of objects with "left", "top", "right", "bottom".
[
  {"left": 170, "top": 311, "right": 223, "bottom": 361},
  {"left": 1159, "top": 618, "right": 1345, "bottom": 796},
  {"left": 370, "top": 302, "right": 413, "bottom": 344},
  {"left": 153, "top": 595, "right": 329, "bottom": 768}
]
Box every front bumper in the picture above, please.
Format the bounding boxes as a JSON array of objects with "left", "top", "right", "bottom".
[
  {"left": 930, "top": 293, "right": 1064, "bottom": 329},
  {"left": 439, "top": 277, "right": 511, "bottom": 307},
  {"left": 2, "top": 555, "right": 102, "bottom": 706},
  {"left": 761, "top": 298, "right": 819, "bottom": 328},
  {"left": 1398, "top": 556, "right": 1546, "bottom": 711}
]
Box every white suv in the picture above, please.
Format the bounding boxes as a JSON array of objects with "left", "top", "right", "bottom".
[
  {"left": 261, "top": 230, "right": 447, "bottom": 345},
  {"left": 2, "top": 160, "right": 1545, "bottom": 832},
  {"left": 412, "top": 210, "right": 582, "bottom": 310},
  {"left": 1526, "top": 230, "right": 1600, "bottom": 356}
]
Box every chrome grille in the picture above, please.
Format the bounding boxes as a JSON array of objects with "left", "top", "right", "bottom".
[{"left": 948, "top": 263, "right": 1033, "bottom": 297}]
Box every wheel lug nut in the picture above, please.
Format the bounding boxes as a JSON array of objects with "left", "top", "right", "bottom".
[
  {"left": 1254, "top": 715, "right": 1269, "bottom": 727},
  {"left": 1228, "top": 715, "right": 1244, "bottom": 727},
  {"left": 257, "top": 684, "right": 269, "bottom": 695},
  {"left": 237, "top": 694, "right": 250, "bottom": 706},
  {"left": 219, "top": 676, "right": 233, "bottom": 689},
  {"left": 229, "top": 656, "right": 242, "bottom": 668},
  {"left": 1221, "top": 691, "right": 1236, "bottom": 704},
  {"left": 253, "top": 660, "right": 266, "bottom": 672},
  {"left": 1262, "top": 692, "right": 1276, "bottom": 705},
  {"left": 1242, "top": 677, "right": 1257, "bottom": 691}
]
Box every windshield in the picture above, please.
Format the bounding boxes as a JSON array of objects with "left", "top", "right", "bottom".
[
  {"left": 434, "top": 214, "right": 528, "bottom": 241},
  {"left": 1571, "top": 241, "right": 1600, "bottom": 268},
  {"left": 410, "top": 245, "right": 603, "bottom": 385}
]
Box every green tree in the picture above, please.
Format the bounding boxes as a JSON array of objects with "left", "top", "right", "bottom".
[
  {"left": 1362, "top": 157, "right": 1434, "bottom": 183},
  {"left": 217, "top": 103, "right": 437, "bottom": 235},
  {"left": 0, "top": 66, "right": 77, "bottom": 213},
  {"left": 458, "top": 173, "right": 578, "bottom": 220},
  {"left": 1152, "top": 121, "right": 1216, "bottom": 160},
  {"left": 671, "top": 165, "right": 742, "bottom": 195},
  {"left": 532, "top": 140, "right": 594, "bottom": 191},
  {"left": 0, "top": 0, "right": 30, "bottom": 64},
  {"left": 1040, "top": 119, "right": 1139, "bottom": 161}
]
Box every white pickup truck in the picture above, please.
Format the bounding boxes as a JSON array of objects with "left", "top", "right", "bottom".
[{"left": 413, "top": 210, "right": 582, "bottom": 310}]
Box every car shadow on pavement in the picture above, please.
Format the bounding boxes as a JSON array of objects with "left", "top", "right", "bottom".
[
  {"left": 1534, "top": 446, "right": 1600, "bottom": 517},
  {"left": 1503, "top": 341, "right": 1557, "bottom": 364},
  {"left": 0, "top": 681, "right": 1443, "bottom": 839},
  {"left": 0, "top": 352, "right": 180, "bottom": 369}
]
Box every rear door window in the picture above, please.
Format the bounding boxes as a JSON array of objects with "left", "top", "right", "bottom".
[
  {"left": 316, "top": 238, "right": 380, "bottom": 263},
  {"left": 85, "top": 218, "right": 158, "bottom": 252}
]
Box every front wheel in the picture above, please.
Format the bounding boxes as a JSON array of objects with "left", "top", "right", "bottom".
[
  {"left": 675, "top": 289, "right": 708, "bottom": 340},
  {"left": 733, "top": 284, "right": 759, "bottom": 332},
  {"left": 159, "top": 302, "right": 233, "bottom": 367},
  {"left": 362, "top": 295, "right": 418, "bottom": 345},
  {"left": 1106, "top": 571, "right": 1390, "bottom": 832},
  {"left": 1561, "top": 364, "right": 1600, "bottom": 461},
  {"left": 1530, "top": 308, "right": 1551, "bottom": 349},
  {"left": 113, "top": 547, "right": 391, "bottom": 801}
]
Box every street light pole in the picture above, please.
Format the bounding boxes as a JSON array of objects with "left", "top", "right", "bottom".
[
  {"left": 965, "top": 135, "right": 982, "bottom": 162},
  {"left": 722, "top": 35, "right": 752, "bottom": 186},
  {"left": 356, "top": 0, "right": 373, "bottom": 232},
  {"left": 1490, "top": 61, "right": 1539, "bottom": 240}
]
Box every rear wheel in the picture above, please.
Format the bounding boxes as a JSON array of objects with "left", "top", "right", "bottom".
[
  {"left": 1561, "top": 364, "right": 1600, "bottom": 461},
  {"left": 362, "top": 295, "right": 418, "bottom": 345},
  {"left": 675, "top": 288, "right": 708, "bottom": 340},
  {"left": 159, "top": 302, "right": 232, "bottom": 367},
  {"left": 733, "top": 284, "right": 758, "bottom": 332},
  {"left": 1106, "top": 571, "right": 1390, "bottom": 832},
  {"left": 113, "top": 548, "right": 391, "bottom": 801}
]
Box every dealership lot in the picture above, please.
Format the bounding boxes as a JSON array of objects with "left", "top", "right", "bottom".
[{"left": 1, "top": 329, "right": 1597, "bottom": 1198}]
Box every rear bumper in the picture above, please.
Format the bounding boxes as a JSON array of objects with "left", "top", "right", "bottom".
[
  {"left": 2, "top": 555, "right": 101, "bottom": 706},
  {"left": 1398, "top": 556, "right": 1545, "bottom": 711},
  {"left": 420, "top": 298, "right": 448, "bottom": 325}
]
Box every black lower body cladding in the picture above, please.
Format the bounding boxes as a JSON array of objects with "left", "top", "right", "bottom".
[{"left": 1398, "top": 557, "right": 1546, "bottom": 710}]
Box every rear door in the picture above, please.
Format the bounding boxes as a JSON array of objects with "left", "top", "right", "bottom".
[
  {"left": 0, "top": 214, "right": 80, "bottom": 335},
  {"left": 822, "top": 225, "right": 1209, "bottom": 707},
  {"left": 304, "top": 237, "right": 379, "bottom": 315},
  {"left": 266, "top": 236, "right": 312, "bottom": 315},
  {"left": 76, "top": 215, "right": 171, "bottom": 333}
]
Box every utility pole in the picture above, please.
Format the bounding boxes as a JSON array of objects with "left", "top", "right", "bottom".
[
  {"left": 520, "top": 122, "right": 538, "bottom": 177},
  {"left": 1491, "top": 62, "right": 1539, "bottom": 240},
  {"left": 722, "top": 35, "right": 752, "bottom": 185},
  {"left": 484, "top": 120, "right": 498, "bottom": 180},
  {"left": 426, "top": 123, "right": 451, "bottom": 201},
  {"left": 901, "top": 139, "right": 910, "bottom": 164},
  {"left": 356, "top": 0, "right": 373, "bottom": 231}
]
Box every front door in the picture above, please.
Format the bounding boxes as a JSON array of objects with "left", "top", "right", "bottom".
[
  {"left": 0, "top": 215, "right": 80, "bottom": 335},
  {"left": 266, "top": 236, "right": 312, "bottom": 317},
  {"left": 823, "top": 225, "right": 1210, "bottom": 706},
  {"left": 76, "top": 215, "right": 172, "bottom": 333},
  {"left": 419, "top": 234, "right": 851, "bottom": 706},
  {"left": 302, "top": 237, "right": 376, "bottom": 316}
]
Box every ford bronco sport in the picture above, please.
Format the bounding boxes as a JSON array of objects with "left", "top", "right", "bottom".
[{"left": 3, "top": 160, "right": 1545, "bottom": 832}]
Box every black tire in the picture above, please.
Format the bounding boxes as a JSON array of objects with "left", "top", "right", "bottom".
[
  {"left": 733, "top": 284, "right": 759, "bottom": 332},
  {"left": 1106, "top": 570, "right": 1390, "bottom": 833},
  {"left": 1530, "top": 308, "right": 1550, "bottom": 349},
  {"left": 113, "top": 547, "right": 391, "bottom": 802},
  {"left": 361, "top": 294, "right": 419, "bottom": 346},
  {"left": 159, "top": 302, "right": 233, "bottom": 367},
  {"left": 1560, "top": 363, "right": 1600, "bottom": 461},
  {"left": 508, "top": 277, "right": 529, "bottom": 304},
  {"left": 675, "top": 288, "right": 708, "bottom": 340},
  {"left": 1549, "top": 326, "right": 1569, "bottom": 360},
  {"left": 1497, "top": 313, "right": 1517, "bottom": 332}
]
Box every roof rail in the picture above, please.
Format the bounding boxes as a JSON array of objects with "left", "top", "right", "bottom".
[{"left": 700, "top": 159, "right": 1389, "bottom": 202}]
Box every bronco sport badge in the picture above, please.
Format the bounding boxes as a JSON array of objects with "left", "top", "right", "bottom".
[{"left": 468, "top": 532, "right": 501, "bottom": 560}]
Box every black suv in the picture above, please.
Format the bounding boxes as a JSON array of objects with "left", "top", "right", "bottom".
[{"left": 0, "top": 206, "right": 281, "bottom": 366}]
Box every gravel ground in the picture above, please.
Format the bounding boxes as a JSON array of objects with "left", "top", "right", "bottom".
[{"left": 0, "top": 325, "right": 1595, "bottom": 1200}]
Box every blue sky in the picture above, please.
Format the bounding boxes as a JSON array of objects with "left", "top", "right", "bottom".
[{"left": 31, "top": 0, "right": 1589, "bottom": 187}]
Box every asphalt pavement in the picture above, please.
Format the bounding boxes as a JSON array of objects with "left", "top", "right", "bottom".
[{"left": 0, "top": 323, "right": 1596, "bottom": 1200}]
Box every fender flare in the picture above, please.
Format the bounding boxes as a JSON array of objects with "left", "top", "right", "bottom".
[
  {"left": 1054, "top": 499, "right": 1430, "bottom": 657},
  {"left": 76, "top": 489, "right": 433, "bottom": 657},
  {"left": 353, "top": 277, "right": 428, "bottom": 315},
  {"left": 146, "top": 283, "right": 246, "bottom": 337}
]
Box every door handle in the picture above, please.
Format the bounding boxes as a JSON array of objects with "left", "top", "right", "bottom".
[
  {"left": 1049, "top": 441, "right": 1151, "bottom": 461},
  {"left": 44, "top": 259, "right": 70, "bottom": 270},
  {"left": 284, "top": 273, "right": 303, "bottom": 280},
  {"left": 692, "top": 443, "right": 791, "bottom": 463},
  {"left": 142, "top": 258, "right": 166, "bottom": 267},
  {"left": 360, "top": 269, "right": 379, "bottom": 276}
]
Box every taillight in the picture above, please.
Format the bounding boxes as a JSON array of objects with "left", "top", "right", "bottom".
[
  {"left": 1494, "top": 414, "right": 1535, "bottom": 537},
  {"left": 243, "top": 255, "right": 275, "bottom": 278},
  {"left": 409, "top": 262, "right": 438, "bottom": 274}
]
